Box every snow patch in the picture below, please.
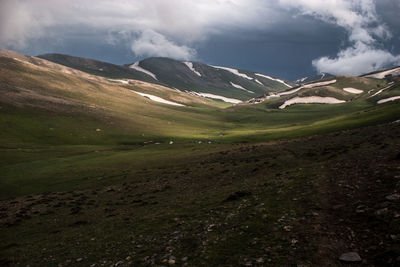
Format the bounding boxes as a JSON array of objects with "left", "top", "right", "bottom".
[
  {"left": 277, "top": 87, "right": 302, "bottom": 96},
  {"left": 369, "top": 82, "right": 395, "bottom": 98},
  {"left": 255, "top": 79, "right": 263, "bottom": 85},
  {"left": 183, "top": 62, "right": 201, "bottom": 77},
  {"left": 129, "top": 61, "right": 158, "bottom": 80},
  {"left": 343, "top": 87, "right": 363, "bottom": 94},
  {"left": 299, "top": 79, "right": 337, "bottom": 89},
  {"left": 278, "top": 79, "right": 337, "bottom": 96},
  {"left": 255, "top": 73, "right": 291, "bottom": 88},
  {"left": 377, "top": 96, "right": 400, "bottom": 104},
  {"left": 365, "top": 67, "right": 400, "bottom": 79},
  {"left": 279, "top": 96, "right": 345, "bottom": 109},
  {"left": 230, "top": 82, "right": 254, "bottom": 93},
  {"left": 209, "top": 65, "right": 253, "bottom": 80},
  {"left": 295, "top": 77, "right": 308, "bottom": 83},
  {"left": 108, "top": 79, "right": 129, "bottom": 85},
  {"left": 190, "top": 91, "right": 242, "bottom": 104},
  {"left": 132, "top": 91, "right": 184, "bottom": 106}
]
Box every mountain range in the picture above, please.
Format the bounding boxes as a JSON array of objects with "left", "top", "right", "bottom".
[{"left": 38, "top": 53, "right": 294, "bottom": 102}]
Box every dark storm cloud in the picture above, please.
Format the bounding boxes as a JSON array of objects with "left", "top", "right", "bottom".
[
  {"left": 0, "top": 0, "right": 278, "bottom": 60},
  {"left": 0, "top": 0, "right": 399, "bottom": 79}
]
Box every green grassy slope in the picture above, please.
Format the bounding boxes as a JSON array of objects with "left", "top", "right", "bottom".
[{"left": 1, "top": 54, "right": 400, "bottom": 195}]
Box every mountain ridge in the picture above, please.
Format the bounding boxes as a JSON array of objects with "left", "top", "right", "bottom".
[{"left": 38, "top": 53, "right": 294, "bottom": 101}]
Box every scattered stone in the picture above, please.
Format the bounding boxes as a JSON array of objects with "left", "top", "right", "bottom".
[
  {"left": 76, "top": 258, "right": 83, "bottom": 262},
  {"left": 256, "top": 258, "right": 264, "bottom": 263},
  {"left": 95, "top": 129, "right": 101, "bottom": 132},
  {"left": 339, "top": 252, "right": 362, "bottom": 263},
  {"left": 386, "top": 193, "right": 400, "bottom": 201},
  {"left": 181, "top": 257, "right": 188, "bottom": 262},
  {"left": 168, "top": 259, "right": 176, "bottom": 264},
  {"left": 376, "top": 208, "right": 389, "bottom": 216},
  {"left": 283, "top": 225, "right": 292, "bottom": 232},
  {"left": 356, "top": 205, "right": 368, "bottom": 214}
]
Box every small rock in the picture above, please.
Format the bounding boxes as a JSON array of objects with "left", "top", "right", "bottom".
[
  {"left": 283, "top": 225, "right": 292, "bottom": 231},
  {"left": 181, "top": 257, "right": 188, "bottom": 262},
  {"left": 356, "top": 205, "right": 368, "bottom": 213},
  {"left": 256, "top": 258, "right": 264, "bottom": 263},
  {"left": 339, "top": 252, "right": 362, "bottom": 263},
  {"left": 386, "top": 193, "right": 400, "bottom": 201},
  {"left": 76, "top": 258, "right": 83, "bottom": 262},
  {"left": 291, "top": 239, "right": 298, "bottom": 245},
  {"left": 168, "top": 259, "right": 176, "bottom": 264},
  {"left": 376, "top": 208, "right": 388, "bottom": 215}
]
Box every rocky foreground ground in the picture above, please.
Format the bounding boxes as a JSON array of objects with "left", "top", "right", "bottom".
[{"left": 1, "top": 122, "right": 399, "bottom": 266}]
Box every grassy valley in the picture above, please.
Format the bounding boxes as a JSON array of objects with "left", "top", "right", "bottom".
[{"left": 1, "top": 50, "right": 400, "bottom": 266}]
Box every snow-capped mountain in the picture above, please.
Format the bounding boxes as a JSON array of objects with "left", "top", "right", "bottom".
[{"left": 38, "top": 53, "right": 294, "bottom": 101}]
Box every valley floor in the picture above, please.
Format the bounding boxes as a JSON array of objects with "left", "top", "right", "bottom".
[{"left": 1, "top": 122, "right": 399, "bottom": 266}]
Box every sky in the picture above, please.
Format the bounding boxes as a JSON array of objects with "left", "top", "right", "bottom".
[{"left": 0, "top": 0, "right": 399, "bottom": 80}]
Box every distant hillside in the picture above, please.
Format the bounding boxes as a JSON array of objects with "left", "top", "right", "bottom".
[
  {"left": 38, "top": 53, "right": 157, "bottom": 83},
  {"left": 361, "top": 66, "right": 400, "bottom": 79},
  {"left": 38, "top": 54, "right": 294, "bottom": 101},
  {"left": 246, "top": 75, "right": 400, "bottom": 110}
]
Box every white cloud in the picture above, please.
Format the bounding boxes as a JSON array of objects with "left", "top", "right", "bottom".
[
  {"left": 312, "top": 42, "right": 400, "bottom": 75},
  {"left": 131, "top": 30, "right": 196, "bottom": 60},
  {"left": 279, "top": 0, "right": 400, "bottom": 75},
  {"left": 0, "top": 0, "right": 52, "bottom": 48}
]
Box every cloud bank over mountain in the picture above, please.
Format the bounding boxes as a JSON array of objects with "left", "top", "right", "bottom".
[
  {"left": 0, "top": 0, "right": 399, "bottom": 76},
  {"left": 279, "top": 0, "right": 400, "bottom": 75},
  {"left": 0, "top": 0, "right": 274, "bottom": 60}
]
